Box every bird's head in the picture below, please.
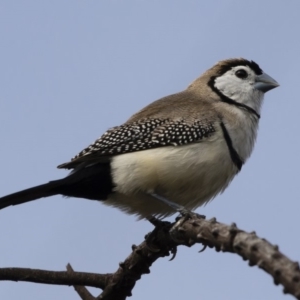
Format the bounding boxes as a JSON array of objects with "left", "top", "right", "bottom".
[{"left": 189, "top": 58, "right": 279, "bottom": 117}]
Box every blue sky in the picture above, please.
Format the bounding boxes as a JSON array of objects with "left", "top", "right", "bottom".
[{"left": 0, "top": 1, "right": 299, "bottom": 299}]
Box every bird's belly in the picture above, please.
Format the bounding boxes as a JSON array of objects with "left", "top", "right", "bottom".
[{"left": 107, "top": 138, "right": 237, "bottom": 218}]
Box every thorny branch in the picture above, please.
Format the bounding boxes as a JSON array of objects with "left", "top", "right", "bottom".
[{"left": 0, "top": 214, "right": 299, "bottom": 300}]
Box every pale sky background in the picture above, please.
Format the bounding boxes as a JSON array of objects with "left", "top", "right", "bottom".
[{"left": 0, "top": 1, "right": 299, "bottom": 300}]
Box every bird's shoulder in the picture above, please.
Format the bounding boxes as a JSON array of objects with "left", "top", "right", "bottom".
[{"left": 58, "top": 90, "right": 219, "bottom": 170}]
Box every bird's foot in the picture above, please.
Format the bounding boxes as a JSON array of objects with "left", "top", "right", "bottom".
[
  {"left": 147, "top": 216, "right": 166, "bottom": 227},
  {"left": 146, "top": 216, "right": 178, "bottom": 260},
  {"left": 175, "top": 209, "right": 206, "bottom": 222}
]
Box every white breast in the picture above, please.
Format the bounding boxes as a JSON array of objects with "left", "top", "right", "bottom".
[
  {"left": 106, "top": 128, "right": 238, "bottom": 219},
  {"left": 222, "top": 106, "right": 259, "bottom": 162}
]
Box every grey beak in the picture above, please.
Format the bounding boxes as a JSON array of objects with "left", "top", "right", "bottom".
[{"left": 254, "top": 72, "right": 279, "bottom": 93}]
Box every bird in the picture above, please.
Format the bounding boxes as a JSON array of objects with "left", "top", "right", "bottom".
[{"left": 0, "top": 58, "right": 279, "bottom": 219}]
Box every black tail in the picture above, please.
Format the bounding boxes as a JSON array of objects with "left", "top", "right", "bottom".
[
  {"left": 0, "top": 162, "right": 113, "bottom": 210},
  {"left": 0, "top": 180, "right": 64, "bottom": 209}
]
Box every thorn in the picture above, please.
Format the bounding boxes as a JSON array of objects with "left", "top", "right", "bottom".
[
  {"left": 229, "top": 223, "right": 238, "bottom": 234},
  {"left": 294, "top": 262, "right": 300, "bottom": 271},
  {"left": 293, "top": 276, "right": 300, "bottom": 283},
  {"left": 283, "top": 287, "right": 289, "bottom": 294},
  {"left": 234, "top": 244, "right": 242, "bottom": 252},
  {"left": 209, "top": 217, "right": 217, "bottom": 223},
  {"left": 126, "top": 291, "right": 132, "bottom": 297},
  {"left": 250, "top": 245, "right": 258, "bottom": 252},
  {"left": 212, "top": 229, "right": 219, "bottom": 238},
  {"left": 198, "top": 244, "right": 207, "bottom": 253},
  {"left": 248, "top": 260, "right": 255, "bottom": 266},
  {"left": 273, "top": 244, "right": 279, "bottom": 251},
  {"left": 215, "top": 246, "right": 221, "bottom": 252},
  {"left": 188, "top": 238, "right": 195, "bottom": 246},
  {"left": 250, "top": 231, "right": 256, "bottom": 235},
  {"left": 233, "top": 242, "right": 245, "bottom": 252},
  {"left": 135, "top": 248, "right": 142, "bottom": 255},
  {"left": 132, "top": 244, "right": 137, "bottom": 251},
  {"left": 143, "top": 267, "right": 151, "bottom": 274},
  {"left": 220, "top": 244, "right": 226, "bottom": 251},
  {"left": 274, "top": 269, "right": 281, "bottom": 277},
  {"left": 272, "top": 252, "right": 282, "bottom": 259},
  {"left": 274, "top": 278, "right": 280, "bottom": 286},
  {"left": 119, "top": 262, "right": 125, "bottom": 269},
  {"left": 136, "top": 274, "right": 141, "bottom": 280},
  {"left": 257, "top": 260, "right": 264, "bottom": 268}
]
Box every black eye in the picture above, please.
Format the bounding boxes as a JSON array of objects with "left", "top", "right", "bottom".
[{"left": 235, "top": 69, "right": 248, "bottom": 79}]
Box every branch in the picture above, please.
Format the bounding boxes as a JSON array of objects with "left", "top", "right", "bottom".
[
  {"left": 171, "top": 215, "right": 300, "bottom": 299},
  {"left": 0, "top": 267, "right": 107, "bottom": 289},
  {"left": 0, "top": 214, "right": 299, "bottom": 300}
]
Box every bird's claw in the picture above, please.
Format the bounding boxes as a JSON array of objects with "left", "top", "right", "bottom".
[
  {"left": 169, "top": 246, "right": 177, "bottom": 261},
  {"left": 198, "top": 244, "right": 207, "bottom": 253}
]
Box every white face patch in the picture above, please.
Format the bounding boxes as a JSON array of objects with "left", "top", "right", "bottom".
[{"left": 214, "top": 65, "right": 264, "bottom": 113}]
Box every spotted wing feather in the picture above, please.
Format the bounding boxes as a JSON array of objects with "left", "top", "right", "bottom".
[{"left": 58, "top": 118, "right": 215, "bottom": 169}]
